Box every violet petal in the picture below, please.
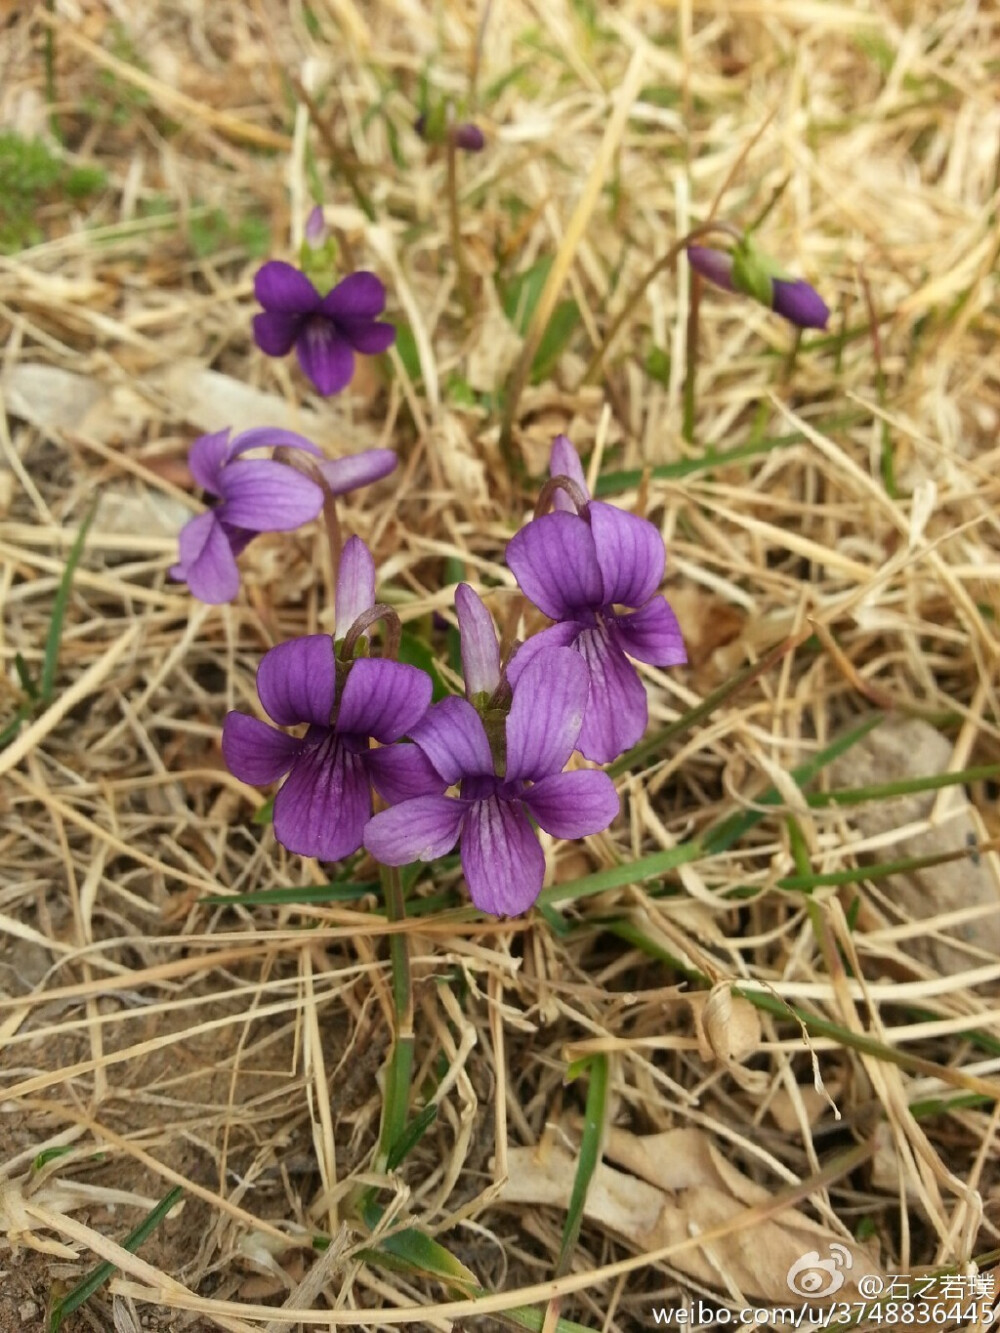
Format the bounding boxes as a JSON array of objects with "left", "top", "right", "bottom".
[
  {"left": 504, "top": 621, "right": 579, "bottom": 689},
  {"left": 217, "top": 459, "right": 325, "bottom": 531},
  {"left": 319, "top": 449, "right": 397, "bottom": 497},
  {"left": 455, "top": 584, "right": 501, "bottom": 699},
  {"left": 505, "top": 511, "right": 603, "bottom": 620},
  {"left": 228, "top": 428, "right": 324, "bottom": 460},
  {"left": 367, "top": 744, "right": 448, "bottom": 804},
  {"left": 335, "top": 535, "right": 376, "bottom": 640},
  {"left": 176, "top": 510, "right": 241, "bottom": 603},
  {"left": 336, "top": 317, "right": 397, "bottom": 355},
  {"left": 221, "top": 711, "right": 305, "bottom": 785},
  {"left": 320, "top": 271, "right": 387, "bottom": 320},
  {"left": 772, "top": 279, "right": 830, "bottom": 330},
  {"left": 296, "top": 324, "right": 355, "bottom": 395},
  {"left": 550, "top": 434, "right": 590, "bottom": 509},
  {"left": 188, "top": 429, "right": 234, "bottom": 494},
  {"left": 273, "top": 731, "right": 371, "bottom": 862},
  {"left": 452, "top": 122, "right": 485, "bottom": 153},
  {"left": 505, "top": 647, "right": 589, "bottom": 781},
  {"left": 686, "top": 245, "right": 735, "bottom": 292},
  {"left": 252, "top": 310, "right": 302, "bottom": 356},
  {"left": 337, "top": 658, "right": 433, "bottom": 744},
  {"left": 610, "top": 597, "right": 687, "bottom": 666},
  {"left": 574, "top": 625, "right": 648, "bottom": 763},
  {"left": 364, "top": 794, "right": 466, "bottom": 864},
  {"left": 256, "top": 634, "right": 336, "bottom": 728},
  {"left": 409, "top": 696, "right": 494, "bottom": 784},
  {"left": 588, "top": 501, "right": 665, "bottom": 608},
  {"left": 460, "top": 796, "right": 545, "bottom": 916},
  {"left": 254, "top": 260, "right": 321, "bottom": 313},
  {"left": 523, "top": 769, "right": 619, "bottom": 839}
]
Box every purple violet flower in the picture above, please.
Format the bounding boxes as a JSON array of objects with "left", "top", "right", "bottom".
[
  {"left": 686, "top": 244, "right": 829, "bottom": 330},
  {"left": 221, "top": 539, "right": 432, "bottom": 862},
  {"left": 364, "top": 635, "right": 619, "bottom": 917},
  {"left": 171, "top": 429, "right": 397, "bottom": 604},
  {"left": 252, "top": 262, "right": 397, "bottom": 396},
  {"left": 506, "top": 439, "right": 686, "bottom": 764},
  {"left": 414, "top": 113, "right": 485, "bottom": 153}
]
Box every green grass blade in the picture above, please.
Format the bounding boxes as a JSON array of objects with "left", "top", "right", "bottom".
[
  {"left": 538, "top": 842, "right": 704, "bottom": 908},
  {"left": 776, "top": 843, "right": 982, "bottom": 892},
  {"left": 386, "top": 1102, "right": 438, "bottom": 1172},
  {"left": 41, "top": 500, "right": 97, "bottom": 702},
  {"left": 591, "top": 411, "right": 865, "bottom": 495},
  {"left": 703, "top": 713, "right": 885, "bottom": 855},
  {"left": 357, "top": 1198, "right": 479, "bottom": 1291},
  {"left": 556, "top": 1054, "right": 608, "bottom": 1276},
  {"left": 608, "top": 633, "right": 805, "bottom": 777},
  {"left": 0, "top": 704, "right": 33, "bottom": 751},
  {"left": 49, "top": 1185, "right": 183, "bottom": 1331},
  {"left": 804, "top": 762, "right": 1000, "bottom": 809}
]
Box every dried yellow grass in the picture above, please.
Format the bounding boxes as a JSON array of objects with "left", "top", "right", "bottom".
[{"left": 2, "top": 0, "right": 1000, "bottom": 1329}]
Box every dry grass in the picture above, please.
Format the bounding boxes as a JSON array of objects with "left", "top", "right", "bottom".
[{"left": 2, "top": 1, "right": 1000, "bottom": 1330}]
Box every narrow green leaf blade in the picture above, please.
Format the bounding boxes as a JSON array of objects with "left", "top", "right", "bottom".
[
  {"left": 49, "top": 1185, "right": 183, "bottom": 1331},
  {"left": 41, "top": 500, "right": 98, "bottom": 703}
]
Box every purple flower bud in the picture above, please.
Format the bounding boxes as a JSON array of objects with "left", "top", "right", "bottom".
[
  {"left": 304, "top": 205, "right": 327, "bottom": 248},
  {"left": 451, "top": 122, "right": 485, "bottom": 153},
  {"left": 549, "top": 435, "right": 590, "bottom": 511},
  {"left": 252, "top": 261, "right": 396, "bottom": 396},
  {"left": 686, "top": 245, "right": 736, "bottom": 294},
  {"left": 335, "top": 536, "right": 376, "bottom": 641},
  {"left": 455, "top": 584, "right": 501, "bottom": 701},
  {"left": 686, "top": 244, "right": 829, "bottom": 330},
  {"left": 771, "top": 279, "right": 830, "bottom": 330},
  {"left": 414, "top": 111, "right": 484, "bottom": 153}
]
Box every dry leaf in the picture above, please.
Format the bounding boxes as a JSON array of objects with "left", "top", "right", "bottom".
[
  {"left": 829, "top": 716, "right": 1000, "bottom": 971},
  {"left": 5, "top": 364, "right": 107, "bottom": 435},
  {"left": 500, "top": 1128, "right": 879, "bottom": 1303}
]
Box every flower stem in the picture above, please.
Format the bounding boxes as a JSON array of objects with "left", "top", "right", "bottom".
[
  {"left": 374, "top": 862, "right": 414, "bottom": 1172},
  {"left": 682, "top": 270, "right": 701, "bottom": 443},
  {"left": 446, "top": 135, "right": 472, "bottom": 318},
  {"left": 579, "top": 220, "right": 742, "bottom": 387}
]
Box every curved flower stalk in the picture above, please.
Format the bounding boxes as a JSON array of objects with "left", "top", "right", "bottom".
[
  {"left": 686, "top": 242, "right": 829, "bottom": 330},
  {"left": 505, "top": 437, "right": 686, "bottom": 764},
  {"left": 253, "top": 262, "right": 396, "bottom": 395},
  {"left": 364, "top": 588, "right": 619, "bottom": 916},
  {"left": 171, "top": 428, "right": 396, "bottom": 604},
  {"left": 221, "top": 539, "right": 432, "bottom": 862}
]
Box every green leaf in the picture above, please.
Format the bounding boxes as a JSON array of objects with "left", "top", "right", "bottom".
[
  {"left": 49, "top": 1186, "right": 183, "bottom": 1331},
  {"left": 502, "top": 255, "right": 552, "bottom": 333},
  {"left": 41, "top": 501, "right": 97, "bottom": 702},
  {"left": 398, "top": 631, "right": 451, "bottom": 702},
  {"left": 386, "top": 1102, "right": 438, "bottom": 1171},
  {"left": 538, "top": 843, "right": 704, "bottom": 908},
  {"left": 556, "top": 1055, "right": 608, "bottom": 1275},
  {"left": 358, "top": 1199, "right": 479, "bottom": 1291},
  {"left": 33, "top": 1145, "right": 74, "bottom": 1171},
  {"left": 13, "top": 652, "right": 37, "bottom": 699},
  {"left": 530, "top": 297, "right": 580, "bottom": 382},
  {"left": 251, "top": 796, "right": 274, "bottom": 825},
  {"left": 393, "top": 325, "right": 422, "bottom": 383}
]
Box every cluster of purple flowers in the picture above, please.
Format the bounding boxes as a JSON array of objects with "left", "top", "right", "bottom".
[
  {"left": 213, "top": 434, "right": 686, "bottom": 916},
  {"left": 165, "top": 192, "right": 818, "bottom": 914}
]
